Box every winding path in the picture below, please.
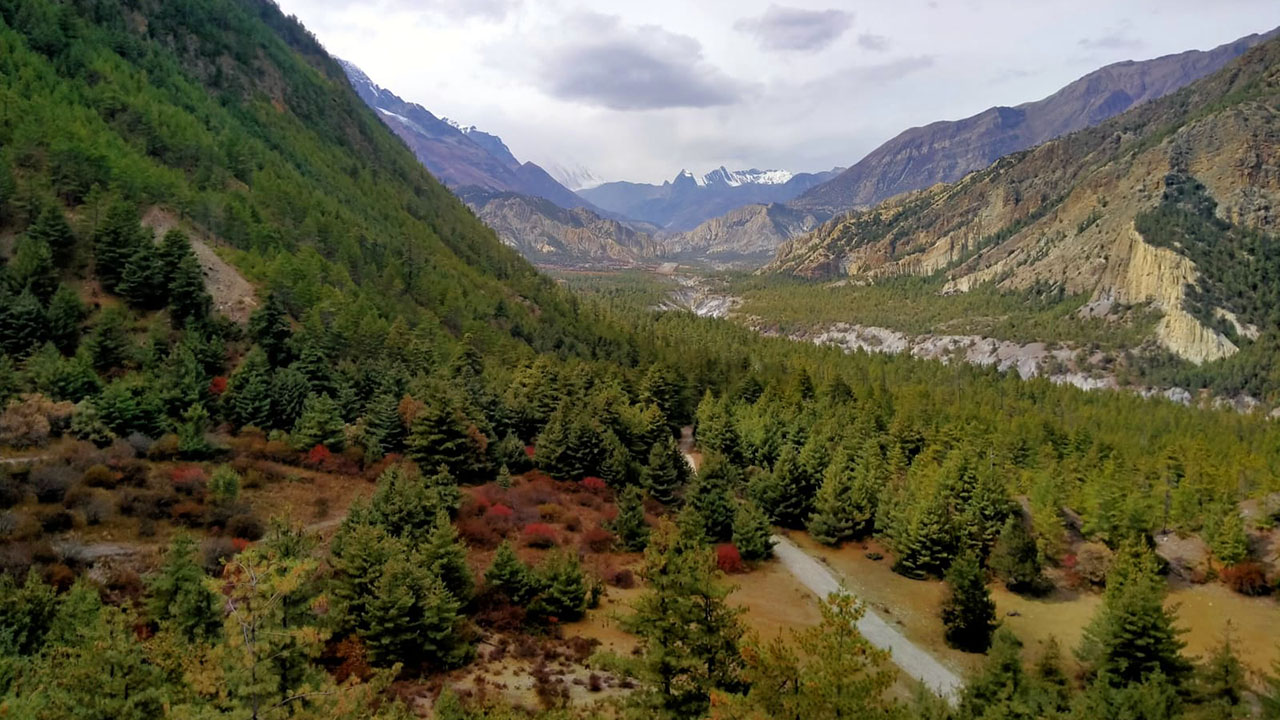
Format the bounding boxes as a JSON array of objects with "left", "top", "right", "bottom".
[{"left": 770, "top": 535, "right": 963, "bottom": 702}]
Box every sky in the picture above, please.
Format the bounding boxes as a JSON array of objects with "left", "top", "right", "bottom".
[{"left": 274, "top": 0, "right": 1278, "bottom": 185}]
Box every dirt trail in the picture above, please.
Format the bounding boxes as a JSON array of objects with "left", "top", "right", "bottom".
[{"left": 770, "top": 534, "right": 964, "bottom": 702}]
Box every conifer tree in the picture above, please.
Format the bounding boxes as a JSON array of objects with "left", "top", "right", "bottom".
[
  {"left": 733, "top": 498, "right": 774, "bottom": 561},
  {"left": 689, "top": 454, "right": 736, "bottom": 542},
  {"left": 92, "top": 200, "right": 144, "bottom": 291},
  {"left": 1209, "top": 509, "right": 1249, "bottom": 567},
  {"left": 644, "top": 435, "right": 686, "bottom": 506},
  {"left": 613, "top": 485, "right": 650, "bottom": 551},
  {"left": 627, "top": 521, "right": 745, "bottom": 719},
  {"left": 168, "top": 253, "right": 211, "bottom": 326},
  {"left": 1078, "top": 544, "right": 1191, "bottom": 687},
  {"left": 1194, "top": 632, "right": 1247, "bottom": 718},
  {"left": 421, "top": 511, "right": 473, "bottom": 603},
  {"left": 208, "top": 465, "right": 240, "bottom": 504},
  {"left": 330, "top": 522, "right": 398, "bottom": 630},
  {"left": 291, "top": 393, "right": 345, "bottom": 450},
  {"left": 0, "top": 288, "right": 46, "bottom": 356},
  {"left": 249, "top": 292, "right": 293, "bottom": 368},
  {"left": 990, "top": 515, "right": 1044, "bottom": 594},
  {"left": 269, "top": 366, "right": 310, "bottom": 430},
  {"left": 892, "top": 490, "right": 956, "bottom": 579},
  {"left": 408, "top": 392, "right": 488, "bottom": 482},
  {"left": 695, "top": 391, "right": 739, "bottom": 463},
  {"left": 599, "top": 429, "right": 633, "bottom": 487},
  {"left": 496, "top": 463, "right": 513, "bottom": 489},
  {"left": 770, "top": 443, "right": 812, "bottom": 528},
  {"left": 156, "top": 229, "right": 193, "bottom": 286},
  {"left": 529, "top": 551, "right": 589, "bottom": 623},
  {"left": 45, "top": 284, "right": 84, "bottom": 354},
  {"left": 809, "top": 449, "right": 856, "bottom": 545},
  {"left": 848, "top": 437, "right": 887, "bottom": 538},
  {"left": 364, "top": 554, "right": 467, "bottom": 669},
  {"left": 177, "top": 403, "right": 214, "bottom": 458},
  {"left": 11, "top": 235, "right": 58, "bottom": 301},
  {"left": 118, "top": 244, "right": 166, "bottom": 309},
  {"left": 360, "top": 390, "right": 403, "bottom": 458},
  {"left": 941, "top": 551, "right": 998, "bottom": 653},
  {"left": 224, "top": 347, "right": 273, "bottom": 428},
  {"left": 28, "top": 204, "right": 75, "bottom": 267},
  {"left": 147, "top": 534, "right": 221, "bottom": 642},
  {"left": 86, "top": 307, "right": 131, "bottom": 372},
  {"left": 484, "top": 541, "right": 536, "bottom": 604},
  {"left": 365, "top": 464, "right": 446, "bottom": 543}
]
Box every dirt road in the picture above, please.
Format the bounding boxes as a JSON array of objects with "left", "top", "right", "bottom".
[{"left": 770, "top": 534, "right": 963, "bottom": 702}]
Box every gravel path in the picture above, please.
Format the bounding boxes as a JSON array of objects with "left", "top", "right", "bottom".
[{"left": 770, "top": 534, "right": 963, "bottom": 702}]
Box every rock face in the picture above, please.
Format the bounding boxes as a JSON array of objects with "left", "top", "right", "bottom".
[
  {"left": 792, "top": 28, "right": 1278, "bottom": 215},
  {"left": 461, "top": 190, "right": 658, "bottom": 266},
  {"left": 657, "top": 204, "right": 826, "bottom": 263},
  {"left": 767, "top": 37, "right": 1280, "bottom": 364}
]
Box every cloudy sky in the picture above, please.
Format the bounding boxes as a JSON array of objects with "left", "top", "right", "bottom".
[{"left": 274, "top": 0, "right": 1277, "bottom": 184}]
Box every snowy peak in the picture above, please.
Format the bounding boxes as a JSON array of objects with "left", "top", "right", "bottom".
[
  {"left": 671, "top": 167, "right": 796, "bottom": 188},
  {"left": 543, "top": 161, "right": 605, "bottom": 191}
]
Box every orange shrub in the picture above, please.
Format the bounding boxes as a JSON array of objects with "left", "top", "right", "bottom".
[
  {"left": 580, "top": 526, "right": 615, "bottom": 553},
  {"left": 716, "top": 543, "right": 745, "bottom": 573},
  {"left": 1221, "top": 562, "right": 1271, "bottom": 596},
  {"left": 522, "top": 523, "right": 558, "bottom": 548}
]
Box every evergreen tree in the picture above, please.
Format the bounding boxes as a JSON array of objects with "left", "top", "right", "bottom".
[
  {"left": 118, "top": 243, "right": 166, "bottom": 309},
  {"left": 892, "top": 490, "right": 956, "bottom": 579},
  {"left": 208, "top": 465, "right": 240, "bottom": 504},
  {"left": 599, "top": 429, "right": 633, "bottom": 487},
  {"left": 627, "top": 521, "right": 745, "bottom": 719},
  {"left": 1078, "top": 544, "right": 1191, "bottom": 687},
  {"left": 941, "top": 551, "right": 997, "bottom": 653},
  {"left": 408, "top": 391, "right": 488, "bottom": 482},
  {"left": 0, "top": 569, "right": 58, "bottom": 659},
  {"left": 689, "top": 454, "right": 736, "bottom": 542},
  {"left": 147, "top": 535, "right": 221, "bottom": 642},
  {"left": 848, "top": 437, "right": 887, "bottom": 538},
  {"left": 45, "top": 284, "right": 84, "bottom": 354},
  {"left": 1209, "top": 510, "right": 1249, "bottom": 567},
  {"left": 249, "top": 292, "right": 293, "bottom": 367},
  {"left": 1193, "top": 632, "right": 1247, "bottom": 719},
  {"left": 269, "top": 366, "right": 310, "bottom": 430},
  {"left": 421, "top": 511, "right": 473, "bottom": 603},
  {"left": 496, "top": 462, "right": 513, "bottom": 489},
  {"left": 643, "top": 435, "right": 686, "bottom": 506},
  {"left": 360, "top": 390, "right": 404, "bottom": 458},
  {"left": 695, "top": 391, "right": 739, "bottom": 463},
  {"left": 809, "top": 448, "right": 856, "bottom": 545},
  {"left": 529, "top": 551, "right": 589, "bottom": 623},
  {"left": 92, "top": 200, "right": 144, "bottom": 291},
  {"left": 770, "top": 443, "right": 813, "bottom": 528},
  {"left": 177, "top": 402, "right": 214, "bottom": 458},
  {"left": 290, "top": 340, "right": 335, "bottom": 398},
  {"left": 612, "top": 485, "right": 650, "bottom": 552},
  {"left": 733, "top": 498, "right": 775, "bottom": 562},
  {"left": 364, "top": 464, "right": 449, "bottom": 544},
  {"left": 535, "top": 402, "right": 603, "bottom": 481},
  {"left": 990, "top": 515, "right": 1044, "bottom": 594},
  {"left": 224, "top": 347, "right": 273, "bottom": 428},
  {"left": 169, "top": 253, "right": 211, "bottom": 325},
  {"left": 0, "top": 288, "right": 46, "bottom": 356},
  {"left": 291, "top": 393, "right": 345, "bottom": 450},
  {"left": 484, "top": 541, "right": 536, "bottom": 604},
  {"left": 364, "top": 554, "right": 468, "bottom": 669},
  {"left": 11, "top": 235, "right": 58, "bottom": 301},
  {"left": 156, "top": 229, "right": 193, "bottom": 286},
  {"left": 86, "top": 307, "right": 131, "bottom": 372},
  {"left": 27, "top": 204, "right": 75, "bottom": 267},
  {"left": 330, "top": 522, "right": 398, "bottom": 631}
]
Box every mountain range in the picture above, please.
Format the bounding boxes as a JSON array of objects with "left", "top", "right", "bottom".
[
  {"left": 580, "top": 166, "right": 843, "bottom": 231},
  {"left": 767, "top": 36, "right": 1280, "bottom": 367}
]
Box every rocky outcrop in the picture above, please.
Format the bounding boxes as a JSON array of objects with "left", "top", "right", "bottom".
[
  {"left": 464, "top": 191, "right": 658, "bottom": 266},
  {"left": 766, "top": 37, "right": 1280, "bottom": 364},
  {"left": 657, "top": 204, "right": 827, "bottom": 263},
  {"left": 792, "top": 28, "right": 1278, "bottom": 215}
]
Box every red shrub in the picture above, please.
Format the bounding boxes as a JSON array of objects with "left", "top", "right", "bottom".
[
  {"left": 580, "top": 476, "right": 607, "bottom": 493},
  {"left": 605, "top": 567, "right": 636, "bottom": 589},
  {"left": 581, "top": 526, "right": 615, "bottom": 553},
  {"left": 524, "top": 445, "right": 536, "bottom": 458},
  {"left": 716, "top": 543, "right": 745, "bottom": 573},
  {"left": 522, "top": 523, "right": 559, "bottom": 548},
  {"left": 169, "top": 466, "right": 207, "bottom": 496},
  {"left": 305, "top": 444, "right": 333, "bottom": 468},
  {"left": 231, "top": 537, "right": 252, "bottom": 552},
  {"left": 208, "top": 376, "right": 228, "bottom": 396},
  {"left": 458, "top": 518, "right": 504, "bottom": 549},
  {"left": 1221, "top": 562, "right": 1271, "bottom": 596},
  {"left": 171, "top": 501, "right": 206, "bottom": 527},
  {"left": 488, "top": 504, "right": 514, "bottom": 518}
]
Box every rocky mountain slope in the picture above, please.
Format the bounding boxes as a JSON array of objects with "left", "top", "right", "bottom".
[
  {"left": 340, "top": 60, "right": 590, "bottom": 212},
  {"left": 656, "top": 203, "right": 826, "bottom": 263},
  {"left": 766, "top": 37, "right": 1280, "bottom": 365},
  {"left": 792, "top": 28, "right": 1278, "bottom": 215},
  {"left": 580, "top": 166, "right": 841, "bottom": 231}
]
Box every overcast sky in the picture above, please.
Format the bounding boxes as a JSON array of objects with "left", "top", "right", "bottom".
[{"left": 274, "top": 0, "right": 1278, "bottom": 184}]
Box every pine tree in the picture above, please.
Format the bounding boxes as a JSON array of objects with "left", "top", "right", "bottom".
[
  {"left": 168, "top": 253, "right": 211, "bottom": 325},
  {"left": 1209, "top": 510, "right": 1249, "bottom": 567},
  {"left": 941, "top": 551, "right": 997, "bottom": 653},
  {"left": 92, "top": 200, "right": 144, "bottom": 291},
  {"left": 496, "top": 463, "right": 513, "bottom": 489},
  {"left": 11, "top": 235, "right": 58, "bottom": 301},
  {"left": 27, "top": 204, "right": 75, "bottom": 267},
  {"left": 224, "top": 347, "right": 273, "bottom": 429},
  {"left": 733, "top": 498, "right": 775, "bottom": 561},
  {"left": 484, "top": 541, "right": 536, "bottom": 604},
  {"left": 360, "top": 390, "right": 403, "bottom": 458},
  {"left": 0, "top": 288, "right": 47, "bottom": 356},
  {"left": 990, "top": 515, "right": 1044, "bottom": 594},
  {"left": 770, "top": 443, "right": 813, "bottom": 528},
  {"left": 208, "top": 465, "right": 240, "bottom": 504},
  {"left": 599, "top": 429, "right": 633, "bottom": 487},
  {"left": 249, "top": 292, "right": 293, "bottom": 367},
  {"left": 421, "top": 511, "right": 473, "bottom": 603},
  {"left": 365, "top": 464, "right": 448, "bottom": 544},
  {"left": 613, "top": 485, "right": 650, "bottom": 551},
  {"left": 364, "top": 554, "right": 467, "bottom": 669},
  {"left": 892, "top": 490, "right": 956, "bottom": 579},
  {"left": 269, "top": 366, "right": 310, "bottom": 430},
  {"left": 330, "top": 522, "right": 398, "bottom": 631},
  {"left": 809, "top": 449, "right": 856, "bottom": 545},
  {"left": 86, "top": 307, "right": 132, "bottom": 373},
  {"left": 156, "top": 229, "right": 193, "bottom": 286},
  {"left": 291, "top": 393, "right": 345, "bottom": 450},
  {"left": 627, "top": 521, "right": 746, "bottom": 719},
  {"left": 290, "top": 340, "right": 335, "bottom": 398},
  {"left": 689, "top": 455, "right": 736, "bottom": 542},
  {"left": 1078, "top": 544, "right": 1191, "bottom": 687},
  {"left": 118, "top": 243, "right": 166, "bottom": 309},
  {"left": 1194, "top": 632, "right": 1247, "bottom": 718},
  {"left": 147, "top": 535, "right": 221, "bottom": 642},
  {"left": 408, "top": 392, "right": 488, "bottom": 482},
  {"left": 644, "top": 435, "right": 686, "bottom": 506},
  {"left": 177, "top": 403, "right": 214, "bottom": 458},
  {"left": 45, "top": 284, "right": 84, "bottom": 354},
  {"left": 695, "top": 391, "right": 739, "bottom": 463},
  {"left": 848, "top": 437, "right": 886, "bottom": 538},
  {"left": 529, "top": 551, "right": 589, "bottom": 623}
]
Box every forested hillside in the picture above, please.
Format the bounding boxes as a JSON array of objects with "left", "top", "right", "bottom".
[{"left": 2, "top": 2, "right": 1280, "bottom": 719}]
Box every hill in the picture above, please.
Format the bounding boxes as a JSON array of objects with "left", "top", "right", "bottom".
[{"left": 767, "top": 36, "right": 1280, "bottom": 378}]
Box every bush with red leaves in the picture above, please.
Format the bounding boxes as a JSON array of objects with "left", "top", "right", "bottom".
[
  {"left": 171, "top": 501, "right": 206, "bottom": 527},
  {"left": 580, "top": 476, "right": 607, "bottom": 493},
  {"left": 458, "top": 518, "right": 504, "bottom": 549},
  {"left": 208, "top": 376, "right": 228, "bottom": 396},
  {"left": 604, "top": 567, "right": 635, "bottom": 588},
  {"left": 1221, "top": 562, "right": 1271, "bottom": 596},
  {"left": 581, "top": 526, "right": 615, "bottom": 553},
  {"left": 305, "top": 444, "right": 333, "bottom": 468},
  {"left": 169, "top": 466, "right": 207, "bottom": 495},
  {"left": 522, "top": 523, "right": 559, "bottom": 548},
  {"left": 489, "top": 504, "right": 514, "bottom": 518},
  {"left": 524, "top": 445, "right": 536, "bottom": 459},
  {"left": 716, "top": 543, "right": 745, "bottom": 573},
  {"left": 231, "top": 537, "right": 252, "bottom": 552}
]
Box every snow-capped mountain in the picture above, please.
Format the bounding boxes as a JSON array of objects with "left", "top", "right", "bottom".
[
  {"left": 339, "top": 60, "right": 589, "bottom": 212},
  {"left": 543, "top": 161, "right": 606, "bottom": 192},
  {"left": 579, "top": 166, "right": 842, "bottom": 231}
]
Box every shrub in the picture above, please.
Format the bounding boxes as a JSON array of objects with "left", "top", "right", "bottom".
[
  {"left": 201, "top": 537, "right": 239, "bottom": 573},
  {"left": 538, "top": 503, "right": 565, "bottom": 523},
  {"left": 119, "top": 489, "right": 176, "bottom": 520},
  {"left": 170, "top": 501, "right": 207, "bottom": 527},
  {"left": 458, "top": 518, "right": 503, "bottom": 549},
  {"left": 605, "top": 567, "right": 636, "bottom": 589},
  {"left": 208, "top": 376, "right": 228, "bottom": 396},
  {"left": 125, "top": 432, "right": 155, "bottom": 457},
  {"left": 488, "top": 503, "right": 514, "bottom": 518},
  {"left": 82, "top": 463, "right": 117, "bottom": 488},
  {"left": 580, "top": 526, "right": 615, "bottom": 553},
  {"left": 83, "top": 494, "right": 114, "bottom": 526},
  {"left": 39, "top": 509, "right": 75, "bottom": 533},
  {"left": 1073, "top": 542, "right": 1113, "bottom": 586},
  {"left": 305, "top": 444, "right": 333, "bottom": 469},
  {"left": 227, "top": 513, "right": 265, "bottom": 541},
  {"left": 170, "top": 465, "right": 208, "bottom": 495},
  {"left": 580, "top": 476, "right": 607, "bottom": 493},
  {"left": 716, "top": 543, "right": 745, "bottom": 573},
  {"left": 147, "top": 433, "right": 181, "bottom": 460},
  {"left": 0, "top": 474, "right": 26, "bottom": 509},
  {"left": 1221, "top": 562, "right": 1270, "bottom": 596},
  {"left": 30, "top": 464, "right": 76, "bottom": 503},
  {"left": 0, "top": 394, "right": 75, "bottom": 447},
  {"left": 522, "top": 523, "right": 559, "bottom": 548}
]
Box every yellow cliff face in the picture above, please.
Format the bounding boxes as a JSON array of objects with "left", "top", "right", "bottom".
[{"left": 1121, "top": 225, "right": 1237, "bottom": 364}]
